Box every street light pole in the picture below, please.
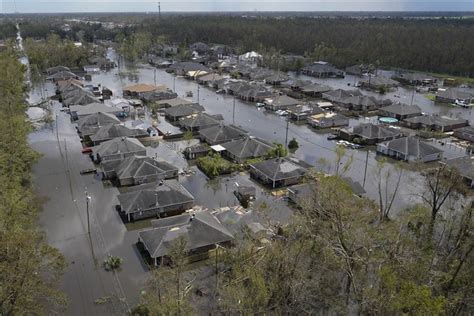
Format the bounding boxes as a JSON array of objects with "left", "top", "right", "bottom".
[
  {"left": 285, "top": 118, "right": 289, "bottom": 148},
  {"left": 173, "top": 77, "right": 176, "bottom": 92},
  {"left": 232, "top": 97, "right": 236, "bottom": 125},
  {"left": 85, "top": 191, "right": 91, "bottom": 235}
]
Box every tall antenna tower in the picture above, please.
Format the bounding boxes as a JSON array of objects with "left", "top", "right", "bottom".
[{"left": 158, "top": 2, "right": 161, "bottom": 19}]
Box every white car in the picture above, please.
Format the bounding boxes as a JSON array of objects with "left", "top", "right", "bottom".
[{"left": 276, "top": 110, "right": 288, "bottom": 116}]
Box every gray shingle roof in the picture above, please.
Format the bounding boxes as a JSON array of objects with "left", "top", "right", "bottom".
[
  {"left": 118, "top": 180, "right": 195, "bottom": 215},
  {"left": 404, "top": 115, "right": 468, "bottom": 128},
  {"left": 179, "top": 113, "right": 223, "bottom": 129},
  {"left": 221, "top": 137, "right": 274, "bottom": 160},
  {"left": 70, "top": 103, "right": 122, "bottom": 117},
  {"left": 250, "top": 158, "right": 308, "bottom": 181},
  {"left": 90, "top": 124, "right": 148, "bottom": 143},
  {"left": 114, "top": 155, "right": 178, "bottom": 180},
  {"left": 77, "top": 112, "right": 121, "bottom": 135},
  {"left": 437, "top": 89, "right": 473, "bottom": 101},
  {"left": 347, "top": 123, "right": 402, "bottom": 139},
  {"left": 444, "top": 156, "right": 474, "bottom": 181},
  {"left": 381, "top": 136, "right": 443, "bottom": 158},
  {"left": 380, "top": 103, "right": 422, "bottom": 116},
  {"left": 93, "top": 137, "right": 146, "bottom": 157},
  {"left": 163, "top": 104, "right": 205, "bottom": 118},
  {"left": 199, "top": 124, "right": 248, "bottom": 144},
  {"left": 138, "top": 211, "right": 233, "bottom": 258}
]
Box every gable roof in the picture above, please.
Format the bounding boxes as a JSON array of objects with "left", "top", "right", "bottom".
[
  {"left": 115, "top": 155, "right": 178, "bottom": 180},
  {"left": 437, "top": 89, "right": 473, "bottom": 101},
  {"left": 163, "top": 104, "right": 205, "bottom": 118},
  {"left": 264, "top": 94, "right": 300, "bottom": 107},
  {"left": 138, "top": 211, "right": 234, "bottom": 258},
  {"left": 123, "top": 84, "right": 163, "bottom": 94},
  {"left": 404, "top": 115, "right": 469, "bottom": 127},
  {"left": 77, "top": 112, "right": 121, "bottom": 136},
  {"left": 221, "top": 137, "right": 274, "bottom": 160},
  {"left": 323, "top": 89, "right": 363, "bottom": 101},
  {"left": 93, "top": 137, "right": 146, "bottom": 157},
  {"left": 154, "top": 97, "right": 192, "bottom": 107},
  {"left": 250, "top": 157, "right": 308, "bottom": 181},
  {"left": 381, "top": 136, "right": 443, "bottom": 158},
  {"left": 199, "top": 124, "right": 248, "bottom": 144},
  {"left": 380, "top": 103, "right": 422, "bottom": 116},
  {"left": 70, "top": 103, "right": 122, "bottom": 117},
  {"left": 179, "top": 113, "right": 223, "bottom": 129},
  {"left": 444, "top": 156, "right": 474, "bottom": 181},
  {"left": 90, "top": 124, "right": 148, "bottom": 142},
  {"left": 117, "top": 180, "right": 194, "bottom": 215},
  {"left": 347, "top": 123, "right": 402, "bottom": 139}
]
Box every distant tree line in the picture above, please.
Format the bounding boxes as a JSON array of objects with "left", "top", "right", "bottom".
[{"left": 137, "top": 16, "right": 474, "bottom": 77}]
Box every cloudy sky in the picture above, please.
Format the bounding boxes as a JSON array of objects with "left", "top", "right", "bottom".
[{"left": 2, "top": 0, "right": 473, "bottom": 13}]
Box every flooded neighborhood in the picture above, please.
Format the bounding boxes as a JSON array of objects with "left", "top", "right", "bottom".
[{"left": 1, "top": 9, "right": 473, "bottom": 316}]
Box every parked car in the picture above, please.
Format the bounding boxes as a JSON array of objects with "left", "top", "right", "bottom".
[
  {"left": 327, "top": 134, "right": 338, "bottom": 141},
  {"left": 81, "top": 147, "right": 93, "bottom": 154},
  {"left": 256, "top": 102, "right": 265, "bottom": 107},
  {"left": 276, "top": 110, "right": 288, "bottom": 116}
]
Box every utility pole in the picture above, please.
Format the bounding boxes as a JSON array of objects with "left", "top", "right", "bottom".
[
  {"left": 232, "top": 97, "right": 236, "bottom": 125},
  {"left": 157, "top": 2, "right": 161, "bottom": 19},
  {"left": 197, "top": 85, "right": 200, "bottom": 104},
  {"left": 363, "top": 150, "right": 369, "bottom": 188},
  {"left": 173, "top": 77, "right": 176, "bottom": 92},
  {"left": 284, "top": 118, "right": 289, "bottom": 148},
  {"left": 410, "top": 87, "right": 415, "bottom": 106},
  {"left": 154, "top": 68, "right": 157, "bottom": 86},
  {"left": 85, "top": 191, "right": 91, "bottom": 235}
]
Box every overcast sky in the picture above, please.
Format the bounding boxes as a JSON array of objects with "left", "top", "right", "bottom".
[{"left": 2, "top": 0, "right": 473, "bottom": 13}]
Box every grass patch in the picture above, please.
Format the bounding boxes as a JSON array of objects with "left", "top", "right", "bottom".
[{"left": 196, "top": 153, "right": 238, "bottom": 178}]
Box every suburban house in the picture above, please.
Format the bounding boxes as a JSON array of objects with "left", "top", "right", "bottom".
[
  {"left": 140, "top": 89, "right": 178, "bottom": 103},
  {"left": 76, "top": 112, "right": 121, "bottom": 137},
  {"left": 92, "top": 137, "right": 146, "bottom": 163},
  {"left": 322, "top": 89, "right": 363, "bottom": 102},
  {"left": 345, "top": 64, "right": 375, "bottom": 76},
  {"left": 287, "top": 183, "right": 316, "bottom": 208},
  {"left": 393, "top": 72, "right": 438, "bottom": 86},
  {"left": 358, "top": 76, "right": 400, "bottom": 90},
  {"left": 379, "top": 103, "right": 422, "bottom": 120},
  {"left": 308, "top": 112, "right": 349, "bottom": 129},
  {"left": 377, "top": 136, "right": 443, "bottom": 162},
  {"left": 214, "top": 207, "right": 270, "bottom": 239},
  {"left": 287, "top": 104, "right": 325, "bottom": 121},
  {"left": 189, "top": 41, "right": 210, "bottom": 54},
  {"left": 198, "top": 124, "right": 248, "bottom": 145},
  {"left": 453, "top": 126, "right": 474, "bottom": 142},
  {"left": 264, "top": 72, "right": 290, "bottom": 86},
  {"left": 184, "top": 143, "right": 210, "bottom": 160},
  {"left": 46, "top": 65, "right": 71, "bottom": 76},
  {"left": 196, "top": 73, "right": 224, "bottom": 87},
  {"left": 233, "top": 186, "right": 256, "bottom": 207},
  {"left": 163, "top": 104, "right": 205, "bottom": 122},
  {"left": 338, "top": 123, "right": 403, "bottom": 145},
  {"left": 69, "top": 103, "right": 124, "bottom": 120},
  {"left": 62, "top": 89, "right": 99, "bottom": 107},
  {"left": 281, "top": 79, "right": 312, "bottom": 91},
  {"left": 238, "top": 51, "right": 263, "bottom": 65},
  {"left": 403, "top": 115, "right": 469, "bottom": 132},
  {"left": 221, "top": 136, "right": 274, "bottom": 162},
  {"left": 137, "top": 211, "right": 234, "bottom": 265},
  {"left": 178, "top": 113, "right": 224, "bottom": 133},
  {"left": 301, "top": 62, "right": 344, "bottom": 78},
  {"left": 264, "top": 94, "right": 300, "bottom": 111},
  {"left": 249, "top": 157, "right": 311, "bottom": 188},
  {"left": 236, "top": 84, "right": 273, "bottom": 103},
  {"left": 167, "top": 62, "right": 210, "bottom": 76},
  {"left": 153, "top": 97, "right": 192, "bottom": 109},
  {"left": 337, "top": 95, "right": 392, "bottom": 112},
  {"left": 47, "top": 70, "right": 80, "bottom": 82},
  {"left": 101, "top": 155, "right": 179, "bottom": 186},
  {"left": 117, "top": 180, "right": 195, "bottom": 222},
  {"left": 123, "top": 84, "right": 162, "bottom": 97},
  {"left": 443, "top": 156, "right": 474, "bottom": 188},
  {"left": 435, "top": 89, "right": 473, "bottom": 105},
  {"left": 89, "top": 124, "right": 148, "bottom": 145},
  {"left": 301, "top": 84, "right": 332, "bottom": 97}
]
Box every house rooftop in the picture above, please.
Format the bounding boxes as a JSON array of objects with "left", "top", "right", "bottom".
[
  {"left": 90, "top": 124, "right": 148, "bottom": 142},
  {"left": 381, "top": 136, "right": 443, "bottom": 158},
  {"left": 93, "top": 137, "right": 145, "bottom": 157},
  {"left": 444, "top": 156, "right": 474, "bottom": 181},
  {"left": 112, "top": 155, "right": 178, "bottom": 180},
  {"left": 199, "top": 124, "right": 248, "bottom": 144},
  {"left": 250, "top": 157, "right": 309, "bottom": 181},
  {"left": 163, "top": 104, "right": 205, "bottom": 118},
  {"left": 380, "top": 103, "right": 422, "bottom": 116},
  {"left": 118, "top": 180, "right": 195, "bottom": 215},
  {"left": 77, "top": 112, "right": 121, "bottom": 135},
  {"left": 221, "top": 136, "right": 274, "bottom": 160},
  {"left": 345, "top": 123, "right": 402, "bottom": 139},
  {"left": 404, "top": 115, "right": 469, "bottom": 127},
  {"left": 138, "top": 210, "right": 234, "bottom": 259}
]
